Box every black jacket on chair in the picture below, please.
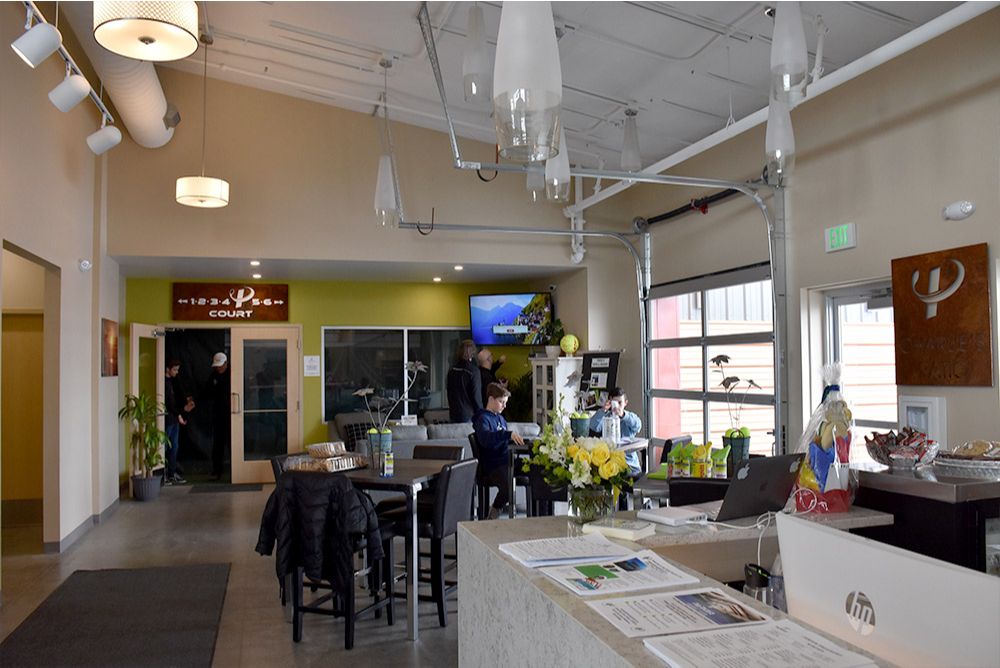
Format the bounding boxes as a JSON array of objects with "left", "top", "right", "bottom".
[{"left": 255, "top": 471, "right": 383, "bottom": 593}]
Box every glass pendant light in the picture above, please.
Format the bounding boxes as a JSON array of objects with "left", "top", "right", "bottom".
[
  {"left": 545, "top": 128, "right": 570, "bottom": 203},
  {"left": 770, "top": 1, "right": 807, "bottom": 105},
  {"left": 526, "top": 165, "right": 545, "bottom": 203},
  {"left": 621, "top": 109, "right": 641, "bottom": 172},
  {"left": 373, "top": 60, "right": 400, "bottom": 228},
  {"left": 765, "top": 97, "right": 795, "bottom": 179},
  {"left": 93, "top": 1, "right": 198, "bottom": 62},
  {"left": 492, "top": 1, "right": 562, "bottom": 162},
  {"left": 176, "top": 40, "right": 229, "bottom": 208},
  {"left": 462, "top": 4, "right": 491, "bottom": 104}
]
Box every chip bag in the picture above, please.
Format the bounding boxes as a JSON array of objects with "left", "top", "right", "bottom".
[{"left": 793, "top": 364, "right": 857, "bottom": 512}]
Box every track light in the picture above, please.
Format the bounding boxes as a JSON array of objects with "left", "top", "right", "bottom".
[
  {"left": 11, "top": 20, "right": 62, "bottom": 68},
  {"left": 93, "top": 1, "right": 199, "bottom": 62},
  {"left": 87, "top": 118, "right": 123, "bottom": 155},
  {"left": 49, "top": 68, "right": 92, "bottom": 113},
  {"left": 621, "top": 109, "right": 641, "bottom": 172}
]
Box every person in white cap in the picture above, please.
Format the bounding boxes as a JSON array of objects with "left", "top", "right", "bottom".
[{"left": 209, "top": 352, "right": 230, "bottom": 480}]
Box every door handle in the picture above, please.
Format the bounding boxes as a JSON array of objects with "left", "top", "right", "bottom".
[{"left": 231, "top": 392, "right": 242, "bottom": 414}]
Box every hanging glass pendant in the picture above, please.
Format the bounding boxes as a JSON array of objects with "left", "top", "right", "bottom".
[
  {"left": 770, "top": 1, "right": 807, "bottom": 105},
  {"left": 545, "top": 128, "right": 570, "bottom": 203},
  {"left": 462, "top": 4, "right": 491, "bottom": 104},
  {"left": 526, "top": 164, "right": 545, "bottom": 203},
  {"left": 621, "top": 109, "right": 641, "bottom": 172},
  {"left": 374, "top": 154, "right": 399, "bottom": 228},
  {"left": 765, "top": 98, "right": 795, "bottom": 179},
  {"left": 492, "top": 1, "right": 562, "bottom": 162}
]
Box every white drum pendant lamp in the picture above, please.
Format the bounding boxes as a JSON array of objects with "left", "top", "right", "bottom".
[
  {"left": 765, "top": 98, "right": 795, "bottom": 179},
  {"left": 492, "top": 1, "right": 562, "bottom": 162},
  {"left": 462, "top": 4, "right": 491, "bottom": 104},
  {"left": 544, "top": 128, "right": 570, "bottom": 203},
  {"left": 93, "top": 1, "right": 199, "bottom": 62},
  {"left": 770, "top": 1, "right": 807, "bottom": 105},
  {"left": 176, "top": 41, "right": 229, "bottom": 208},
  {"left": 374, "top": 154, "right": 399, "bottom": 228}
]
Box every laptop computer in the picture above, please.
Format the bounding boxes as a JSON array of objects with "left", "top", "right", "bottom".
[
  {"left": 777, "top": 513, "right": 1000, "bottom": 667},
  {"left": 686, "top": 453, "right": 804, "bottom": 522}
]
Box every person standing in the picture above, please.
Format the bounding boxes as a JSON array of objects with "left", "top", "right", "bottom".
[
  {"left": 209, "top": 352, "right": 231, "bottom": 481},
  {"left": 472, "top": 383, "right": 524, "bottom": 520},
  {"left": 446, "top": 339, "right": 482, "bottom": 423},
  {"left": 477, "top": 348, "right": 506, "bottom": 406},
  {"left": 163, "top": 359, "right": 192, "bottom": 485},
  {"left": 589, "top": 387, "right": 643, "bottom": 475}
]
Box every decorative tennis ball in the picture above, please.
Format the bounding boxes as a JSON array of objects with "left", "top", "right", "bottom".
[
  {"left": 739, "top": 426, "right": 751, "bottom": 438},
  {"left": 560, "top": 334, "right": 580, "bottom": 355}
]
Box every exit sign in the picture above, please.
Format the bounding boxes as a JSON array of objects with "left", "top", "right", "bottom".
[{"left": 825, "top": 223, "right": 857, "bottom": 253}]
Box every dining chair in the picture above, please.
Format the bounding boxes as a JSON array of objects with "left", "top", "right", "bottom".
[
  {"left": 526, "top": 463, "right": 567, "bottom": 517},
  {"left": 467, "top": 433, "right": 530, "bottom": 519}
]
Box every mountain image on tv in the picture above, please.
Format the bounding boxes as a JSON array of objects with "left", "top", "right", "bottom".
[{"left": 470, "top": 293, "right": 553, "bottom": 345}]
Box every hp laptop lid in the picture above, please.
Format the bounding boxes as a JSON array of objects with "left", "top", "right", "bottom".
[
  {"left": 777, "top": 513, "right": 1000, "bottom": 667},
  {"left": 692, "top": 453, "right": 804, "bottom": 522}
]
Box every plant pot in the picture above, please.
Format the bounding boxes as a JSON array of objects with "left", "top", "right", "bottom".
[
  {"left": 723, "top": 435, "right": 751, "bottom": 475},
  {"left": 544, "top": 345, "right": 561, "bottom": 358},
  {"left": 570, "top": 416, "right": 591, "bottom": 438},
  {"left": 568, "top": 487, "right": 613, "bottom": 524},
  {"left": 132, "top": 474, "right": 161, "bottom": 502},
  {"left": 368, "top": 430, "right": 392, "bottom": 472}
]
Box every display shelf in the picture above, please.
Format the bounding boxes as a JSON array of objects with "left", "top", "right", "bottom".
[{"left": 531, "top": 356, "right": 582, "bottom": 427}]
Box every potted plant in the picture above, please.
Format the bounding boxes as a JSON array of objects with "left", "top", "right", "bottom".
[
  {"left": 353, "top": 361, "right": 427, "bottom": 472},
  {"left": 119, "top": 392, "right": 168, "bottom": 501},
  {"left": 710, "top": 354, "right": 760, "bottom": 471},
  {"left": 544, "top": 318, "right": 565, "bottom": 357}
]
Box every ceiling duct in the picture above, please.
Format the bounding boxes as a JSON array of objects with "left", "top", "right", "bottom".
[{"left": 62, "top": 3, "right": 174, "bottom": 149}]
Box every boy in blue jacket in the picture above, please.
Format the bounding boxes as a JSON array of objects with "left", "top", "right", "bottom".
[{"left": 472, "top": 383, "right": 525, "bottom": 520}]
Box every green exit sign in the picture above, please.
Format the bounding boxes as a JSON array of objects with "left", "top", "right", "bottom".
[{"left": 825, "top": 223, "right": 857, "bottom": 253}]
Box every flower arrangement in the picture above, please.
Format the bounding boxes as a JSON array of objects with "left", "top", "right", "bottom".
[
  {"left": 352, "top": 360, "right": 427, "bottom": 432},
  {"left": 710, "top": 354, "right": 760, "bottom": 433}
]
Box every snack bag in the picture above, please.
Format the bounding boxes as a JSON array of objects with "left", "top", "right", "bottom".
[{"left": 793, "top": 364, "right": 857, "bottom": 512}]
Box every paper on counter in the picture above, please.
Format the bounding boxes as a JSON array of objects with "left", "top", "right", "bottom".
[
  {"left": 499, "top": 532, "right": 634, "bottom": 568},
  {"left": 587, "top": 587, "right": 769, "bottom": 638},
  {"left": 540, "top": 550, "right": 698, "bottom": 597},
  {"left": 643, "top": 619, "right": 878, "bottom": 668}
]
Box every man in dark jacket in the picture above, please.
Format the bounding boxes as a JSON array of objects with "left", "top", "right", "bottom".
[
  {"left": 446, "top": 339, "right": 482, "bottom": 423},
  {"left": 209, "top": 352, "right": 230, "bottom": 480},
  {"left": 472, "top": 383, "right": 524, "bottom": 520},
  {"left": 477, "top": 347, "right": 506, "bottom": 406},
  {"left": 163, "top": 359, "right": 193, "bottom": 485}
]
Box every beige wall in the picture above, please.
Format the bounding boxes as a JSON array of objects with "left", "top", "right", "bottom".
[{"left": 2, "top": 251, "right": 46, "bottom": 311}]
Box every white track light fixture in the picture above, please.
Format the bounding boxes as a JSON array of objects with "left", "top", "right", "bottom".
[
  {"left": 765, "top": 97, "right": 795, "bottom": 180},
  {"left": 11, "top": 18, "right": 61, "bottom": 68},
  {"left": 49, "top": 67, "right": 92, "bottom": 112},
  {"left": 462, "top": 4, "right": 491, "bottom": 104},
  {"left": 492, "top": 1, "right": 562, "bottom": 162},
  {"left": 545, "top": 128, "right": 570, "bottom": 203},
  {"left": 93, "top": 1, "right": 199, "bottom": 62},
  {"left": 87, "top": 117, "right": 123, "bottom": 155},
  {"left": 526, "top": 165, "right": 545, "bottom": 203},
  {"left": 176, "top": 41, "right": 229, "bottom": 208},
  {"left": 621, "top": 109, "right": 641, "bottom": 172},
  {"left": 770, "top": 1, "right": 808, "bottom": 105}
]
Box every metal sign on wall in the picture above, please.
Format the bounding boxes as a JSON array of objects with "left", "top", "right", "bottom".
[
  {"left": 891, "top": 242, "right": 992, "bottom": 386},
  {"left": 172, "top": 283, "right": 289, "bottom": 322}
]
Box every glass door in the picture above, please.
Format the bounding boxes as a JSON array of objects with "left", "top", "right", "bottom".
[
  {"left": 128, "top": 324, "right": 165, "bottom": 483},
  {"left": 230, "top": 327, "right": 300, "bottom": 483}
]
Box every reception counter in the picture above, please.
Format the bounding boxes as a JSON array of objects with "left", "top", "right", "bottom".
[{"left": 458, "top": 515, "right": 891, "bottom": 667}]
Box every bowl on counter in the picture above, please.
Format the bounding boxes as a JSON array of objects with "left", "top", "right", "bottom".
[{"left": 865, "top": 428, "right": 938, "bottom": 470}]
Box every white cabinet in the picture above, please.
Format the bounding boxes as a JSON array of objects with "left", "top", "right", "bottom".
[{"left": 531, "top": 356, "right": 582, "bottom": 427}]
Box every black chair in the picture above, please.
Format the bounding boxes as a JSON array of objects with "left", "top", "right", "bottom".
[
  {"left": 270, "top": 453, "right": 292, "bottom": 483},
  {"left": 373, "top": 444, "right": 465, "bottom": 515},
  {"left": 380, "top": 458, "right": 478, "bottom": 627},
  {"left": 658, "top": 435, "right": 693, "bottom": 465},
  {"left": 467, "top": 433, "right": 530, "bottom": 519},
  {"left": 526, "top": 464, "right": 567, "bottom": 517}
]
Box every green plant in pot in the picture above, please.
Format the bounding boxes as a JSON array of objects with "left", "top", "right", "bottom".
[
  {"left": 543, "top": 318, "right": 566, "bottom": 357},
  {"left": 710, "top": 354, "right": 760, "bottom": 472},
  {"left": 119, "top": 392, "right": 168, "bottom": 501}
]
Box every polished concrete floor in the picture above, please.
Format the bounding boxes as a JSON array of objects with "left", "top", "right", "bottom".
[{"left": 1, "top": 485, "right": 459, "bottom": 666}]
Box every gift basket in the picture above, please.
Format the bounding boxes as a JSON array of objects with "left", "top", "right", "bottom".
[{"left": 793, "top": 364, "right": 857, "bottom": 513}]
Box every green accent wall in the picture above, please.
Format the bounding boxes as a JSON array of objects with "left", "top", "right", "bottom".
[{"left": 124, "top": 278, "right": 536, "bottom": 447}]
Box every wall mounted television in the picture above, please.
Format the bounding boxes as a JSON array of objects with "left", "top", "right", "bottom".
[{"left": 469, "top": 292, "right": 553, "bottom": 346}]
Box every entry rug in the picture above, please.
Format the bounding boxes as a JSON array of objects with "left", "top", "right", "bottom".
[
  {"left": 0, "top": 563, "right": 230, "bottom": 667},
  {"left": 189, "top": 483, "right": 263, "bottom": 493}
]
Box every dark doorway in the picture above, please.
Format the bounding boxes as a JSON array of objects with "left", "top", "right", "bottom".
[{"left": 165, "top": 329, "right": 230, "bottom": 480}]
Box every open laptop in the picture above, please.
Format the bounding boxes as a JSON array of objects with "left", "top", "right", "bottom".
[
  {"left": 687, "top": 453, "right": 804, "bottom": 522},
  {"left": 777, "top": 513, "right": 1000, "bottom": 667}
]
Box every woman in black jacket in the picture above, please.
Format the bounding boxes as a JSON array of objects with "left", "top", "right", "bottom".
[{"left": 446, "top": 339, "right": 482, "bottom": 422}]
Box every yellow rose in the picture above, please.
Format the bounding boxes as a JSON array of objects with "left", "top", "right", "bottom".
[
  {"left": 575, "top": 450, "right": 592, "bottom": 466},
  {"left": 590, "top": 443, "right": 610, "bottom": 465},
  {"left": 611, "top": 450, "right": 627, "bottom": 467},
  {"left": 566, "top": 445, "right": 579, "bottom": 458},
  {"left": 599, "top": 460, "right": 619, "bottom": 480}
]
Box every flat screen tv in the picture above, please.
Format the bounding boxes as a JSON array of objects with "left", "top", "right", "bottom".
[{"left": 469, "top": 292, "right": 553, "bottom": 346}]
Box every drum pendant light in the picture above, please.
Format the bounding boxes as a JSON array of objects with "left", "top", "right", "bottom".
[
  {"left": 93, "top": 1, "right": 199, "bottom": 62},
  {"left": 176, "top": 41, "right": 229, "bottom": 208},
  {"left": 492, "top": 1, "right": 562, "bottom": 162}
]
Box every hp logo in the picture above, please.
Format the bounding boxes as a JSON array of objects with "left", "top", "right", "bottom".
[{"left": 845, "top": 591, "right": 876, "bottom": 636}]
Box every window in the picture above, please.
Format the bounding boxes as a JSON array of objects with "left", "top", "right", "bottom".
[
  {"left": 322, "top": 327, "right": 470, "bottom": 422},
  {"left": 824, "top": 282, "right": 896, "bottom": 463},
  {"left": 648, "top": 264, "right": 776, "bottom": 454}
]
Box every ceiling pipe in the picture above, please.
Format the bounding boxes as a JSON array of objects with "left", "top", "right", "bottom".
[
  {"left": 566, "top": 0, "right": 999, "bottom": 217},
  {"left": 646, "top": 188, "right": 740, "bottom": 226},
  {"left": 62, "top": 2, "right": 175, "bottom": 148}
]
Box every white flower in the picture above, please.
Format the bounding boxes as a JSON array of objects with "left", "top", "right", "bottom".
[
  {"left": 569, "top": 458, "right": 592, "bottom": 488},
  {"left": 353, "top": 387, "right": 375, "bottom": 397},
  {"left": 575, "top": 437, "right": 611, "bottom": 452}
]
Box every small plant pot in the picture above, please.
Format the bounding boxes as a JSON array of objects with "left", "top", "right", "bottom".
[
  {"left": 544, "top": 345, "right": 561, "bottom": 358},
  {"left": 132, "top": 475, "right": 161, "bottom": 502},
  {"left": 723, "top": 435, "right": 751, "bottom": 475},
  {"left": 570, "top": 417, "right": 591, "bottom": 438}
]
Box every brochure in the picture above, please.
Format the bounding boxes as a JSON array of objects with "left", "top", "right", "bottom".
[
  {"left": 587, "top": 587, "right": 769, "bottom": 638},
  {"left": 540, "top": 550, "right": 698, "bottom": 597},
  {"left": 581, "top": 517, "right": 656, "bottom": 540},
  {"left": 643, "top": 619, "right": 878, "bottom": 668},
  {"left": 498, "top": 532, "right": 634, "bottom": 568}
]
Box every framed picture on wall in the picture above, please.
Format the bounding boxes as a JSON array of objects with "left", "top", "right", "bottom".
[
  {"left": 101, "top": 318, "right": 118, "bottom": 377},
  {"left": 898, "top": 395, "right": 947, "bottom": 452}
]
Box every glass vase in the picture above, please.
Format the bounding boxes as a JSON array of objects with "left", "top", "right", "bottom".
[{"left": 568, "top": 486, "right": 613, "bottom": 525}]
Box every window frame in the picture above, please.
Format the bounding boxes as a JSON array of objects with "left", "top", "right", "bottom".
[{"left": 648, "top": 262, "right": 777, "bottom": 452}]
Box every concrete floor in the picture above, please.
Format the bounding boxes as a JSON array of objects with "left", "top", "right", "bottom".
[{"left": 1, "top": 484, "right": 459, "bottom": 666}]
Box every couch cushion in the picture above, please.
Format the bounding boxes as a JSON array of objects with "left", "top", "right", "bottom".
[
  {"left": 428, "top": 422, "right": 475, "bottom": 440},
  {"left": 389, "top": 424, "right": 428, "bottom": 441}
]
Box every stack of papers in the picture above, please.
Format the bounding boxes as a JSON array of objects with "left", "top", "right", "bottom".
[
  {"left": 540, "top": 550, "right": 698, "bottom": 597},
  {"left": 498, "top": 533, "right": 633, "bottom": 568}
]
